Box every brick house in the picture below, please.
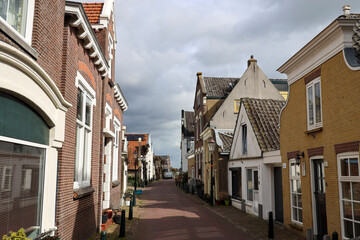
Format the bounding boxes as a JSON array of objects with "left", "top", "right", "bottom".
[
  {"left": 278, "top": 6, "right": 360, "bottom": 239},
  {"left": 0, "top": 0, "right": 128, "bottom": 239},
  {"left": 180, "top": 110, "right": 194, "bottom": 173}
]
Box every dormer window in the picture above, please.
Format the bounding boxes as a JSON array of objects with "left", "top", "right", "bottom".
[
  {"left": 0, "top": 0, "right": 35, "bottom": 43},
  {"left": 306, "top": 77, "right": 322, "bottom": 130}
]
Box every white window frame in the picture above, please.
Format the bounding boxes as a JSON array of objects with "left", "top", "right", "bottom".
[
  {"left": 1, "top": 166, "right": 13, "bottom": 191},
  {"left": 105, "top": 103, "right": 112, "bottom": 130},
  {"left": 289, "top": 159, "right": 303, "bottom": 224},
  {"left": 337, "top": 152, "right": 360, "bottom": 239},
  {"left": 306, "top": 77, "right": 322, "bottom": 130},
  {"left": 0, "top": 0, "right": 35, "bottom": 44},
  {"left": 108, "top": 34, "right": 113, "bottom": 79},
  {"left": 74, "top": 73, "right": 95, "bottom": 189},
  {"left": 112, "top": 117, "right": 121, "bottom": 182}
]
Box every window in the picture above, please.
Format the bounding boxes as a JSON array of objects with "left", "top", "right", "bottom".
[
  {"left": 338, "top": 154, "right": 360, "bottom": 239},
  {"left": 108, "top": 35, "right": 113, "bottom": 79},
  {"left": 112, "top": 119, "right": 121, "bottom": 181},
  {"left": 247, "top": 169, "right": 253, "bottom": 201},
  {"left": 306, "top": 77, "right": 322, "bottom": 130},
  {"left": 231, "top": 168, "right": 241, "bottom": 199},
  {"left": 74, "top": 74, "right": 95, "bottom": 189},
  {"left": 0, "top": 0, "right": 34, "bottom": 42},
  {"left": 290, "top": 160, "right": 302, "bottom": 223},
  {"left": 234, "top": 100, "right": 241, "bottom": 113},
  {"left": 196, "top": 90, "right": 200, "bottom": 107},
  {"left": 242, "top": 124, "right": 247, "bottom": 155},
  {"left": 0, "top": 140, "right": 46, "bottom": 237}
]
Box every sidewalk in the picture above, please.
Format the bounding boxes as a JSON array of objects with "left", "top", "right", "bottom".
[{"left": 188, "top": 192, "right": 305, "bottom": 240}]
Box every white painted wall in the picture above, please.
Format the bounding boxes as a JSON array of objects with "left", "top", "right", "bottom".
[{"left": 211, "top": 61, "right": 284, "bottom": 130}]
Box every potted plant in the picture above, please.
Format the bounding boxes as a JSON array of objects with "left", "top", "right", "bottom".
[
  {"left": 219, "top": 191, "right": 228, "bottom": 205},
  {"left": 224, "top": 195, "right": 231, "bottom": 206}
]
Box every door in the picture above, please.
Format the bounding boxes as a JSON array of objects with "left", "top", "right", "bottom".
[
  {"left": 274, "top": 167, "right": 284, "bottom": 223},
  {"left": 313, "top": 159, "right": 327, "bottom": 239},
  {"left": 253, "top": 170, "right": 259, "bottom": 214}
]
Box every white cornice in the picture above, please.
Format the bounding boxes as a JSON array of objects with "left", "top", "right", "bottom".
[
  {"left": 278, "top": 18, "right": 359, "bottom": 85},
  {"left": 65, "top": 4, "right": 109, "bottom": 77},
  {"left": 114, "top": 84, "right": 128, "bottom": 111},
  {"left": 0, "top": 41, "right": 71, "bottom": 111}
]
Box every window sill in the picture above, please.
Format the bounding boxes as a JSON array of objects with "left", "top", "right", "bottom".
[
  {"left": 289, "top": 222, "right": 303, "bottom": 231},
  {"left": 305, "top": 127, "right": 323, "bottom": 134},
  {"left": 73, "top": 186, "right": 95, "bottom": 200},
  {"left": 112, "top": 180, "right": 120, "bottom": 188},
  {"left": 0, "top": 18, "right": 38, "bottom": 59}
]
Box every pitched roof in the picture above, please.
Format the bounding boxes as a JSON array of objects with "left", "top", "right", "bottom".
[
  {"left": 242, "top": 98, "right": 285, "bottom": 152},
  {"left": 203, "top": 77, "right": 240, "bottom": 98},
  {"left": 82, "top": 3, "right": 104, "bottom": 24},
  {"left": 184, "top": 111, "right": 194, "bottom": 136},
  {"left": 215, "top": 130, "right": 233, "bottom": 152}
]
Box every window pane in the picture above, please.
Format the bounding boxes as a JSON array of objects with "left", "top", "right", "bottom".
[
  {"left": 0, "top": 0, "right": 9, "bottom": 20},
  {"left": 342, "top": 182, "right": 351, "bottom": 200},
  {"left": 344, "top": 220, "right": 354, "bottom": 238},
  {"left": 290, "top": 163, "right": 295, "bottom": 176},
  {"left": 74, "top": 125, "right": 81, "bottom": 182},
  {"left": 350, "top": 158, "right": 359, "bottom": 176},
  {"left": 314, "top": 82, "right": 321, "bottom": 123},
  {"left": 297, "top": 180, "right": 301, "bottom": 193},
  {"left": 355, "top": 222, "right": 360, "bottom": 238},
  {"left": 247, "top": 169, "right": 253, "bottom": 201},
  {"left": 295, "top": 164, "right": 300, "bottom": 176},
  {"left": 85, "top": 96, "right": 91, "bottom": 126},
  {"left": 341, "top": 159, "right": 349, "bottom": 176},
  {"left": 298, "top": 194, "right": 302, "bottom": 208},
  {"left": 293, "top": 207, "right": 298, "bottom": 221},
  {"left": 353, "top": 182, "right": 360, "bottom": 201},
  {"left": 343, "top": 200, "right": 353, "bottom": 219},
  {"left": 77, "top": 89, "right": 83, "bottom": 121},
  {"left": 6, "top": 0, "right": 28, "bottom": 36},
  {"left": 292, "top": 193, "right": 297, "bottom": 207},
  {"left": 308, "top": 86, "right": 314, "bottom": 125},
  {"left": 298, "top": 208, "right": 303, "bottom": 222},
  {"left": 254, "top": 171, "right": 259, "bottom": 190},
  {"left": 354, "top": 202, "right": 360, "bottom": 221},
  {"left": 82, "top": 129, "right": 90, "bottom": 182}
]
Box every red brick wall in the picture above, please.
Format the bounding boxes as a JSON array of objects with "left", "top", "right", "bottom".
[{"left": 56, "top": 21, "right": 103, "bottom": 240}]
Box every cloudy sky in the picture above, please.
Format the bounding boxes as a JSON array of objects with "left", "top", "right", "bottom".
[{"left": 80, "top": 0, "right": 360, "bottom": 168}]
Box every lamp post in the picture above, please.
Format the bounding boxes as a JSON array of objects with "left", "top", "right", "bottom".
[
  {"left": 138, "top": 137, "right": 141, "bottom": 187},
  {"left": 132, "top": 148, "right": 138, "bottom": 206},
  {"left": 208, "top": 138, "right": 216, "bottom": 206}
]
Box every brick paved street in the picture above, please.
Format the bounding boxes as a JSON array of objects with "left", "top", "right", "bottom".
[{"left": 130, "top": 180, "right": 305, "bottom": 240}]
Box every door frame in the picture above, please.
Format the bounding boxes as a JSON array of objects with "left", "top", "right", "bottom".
[{"left": 309, "top": 156, "right": 325, "bottom": 236}]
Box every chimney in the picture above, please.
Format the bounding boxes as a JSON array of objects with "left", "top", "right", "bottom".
[
  {"left": 197, "top": 72, "right": 202, "bottom": 76},
  {"left": 343, "top": 5, "right": 351, "bottom": 16},
  {"left": 247, "top": 55, "right": 257, "bottom": 67}
]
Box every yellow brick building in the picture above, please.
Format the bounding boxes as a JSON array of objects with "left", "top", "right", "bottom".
[{"left": 278, "top": 7, "right": 360, "bottom": 239}]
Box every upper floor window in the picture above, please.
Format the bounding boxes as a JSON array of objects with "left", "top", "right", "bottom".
[
  {"left": 74, "top": 73, "right": 95, "bottom": 189},
  {"left": 242, "top": 124, "right": 247, "bottom": 155},
  {"left": 234, "top": 100, "right": 240, "bottom": 113},
  {"left": 306, "top": 77, "right": 322, "bottom": 130},
  {"left": 0, "top": 0, "right": 35, "bottom": 43}
]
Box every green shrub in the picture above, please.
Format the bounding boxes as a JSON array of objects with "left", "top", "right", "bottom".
[{"left": 2, "top": 228, "right": 30, "bottom": 240}]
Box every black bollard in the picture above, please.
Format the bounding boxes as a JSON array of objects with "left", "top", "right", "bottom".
[
  {"left": 100, "top": 230, "right": 106, "bottom": 240},
  {"left": 133, "top": 190, "right": 136, "bottom": 206},
  {"left": 268, "top": 212, "right": 274, "bottom": 239},
  {"left": 129, "top": 201, "right": 133, "bottom": 220},
  {"left": 119, "top": 209, "right": 126, "bottom": 238},
  {"left": 332, "top": 232, "right": 338, "bottom": 240}
]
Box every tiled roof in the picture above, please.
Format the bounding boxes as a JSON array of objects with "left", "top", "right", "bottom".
[
  {"left": 82, "top": 3, "right": 104, "bottom": 24},
  {"left": 203, "top": 77, "right": 240, "bottom": 98},
  {"left": 242, "top": 98, "right": 285, "bottom": 152},
  {"left": 184, "top": 111, "right": 194, "bottom": 136},
  {"left": 217, "top": 131, "right": 233, "bottom": 152}
]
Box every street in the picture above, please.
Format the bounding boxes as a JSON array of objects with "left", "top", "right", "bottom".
[{"left": 131, "top": 180, "right": 253, "bottom": 240}]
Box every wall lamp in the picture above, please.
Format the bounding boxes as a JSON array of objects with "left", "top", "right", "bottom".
[{"left": 295, "top": 152, "right": 305, "bottom": 164}]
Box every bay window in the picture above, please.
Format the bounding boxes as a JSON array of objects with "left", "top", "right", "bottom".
[
  {"left": 306, "top": 77, "right": 322, "bottom": 130},
  {"left": 338, "top": 154, "right": 360, "bottom": 239},
  {"left": 290, "top": 160, "right": 302, "bottom": 223},
  {"left": 74, "top": 73, "right": 95, "bottom": 189}
]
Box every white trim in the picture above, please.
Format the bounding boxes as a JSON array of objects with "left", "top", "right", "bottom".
[
  {"left": 114, "top": 84, "right": 128, "bottom": 111},
  {"left": 289, "top": 159, "right": 303, "bottom": 225},
  {"left": 306, "top": 77, "right": 323, "bottom": 130},
  {"left": 75, "top": 71, "right": 96, "bottom": 105}
]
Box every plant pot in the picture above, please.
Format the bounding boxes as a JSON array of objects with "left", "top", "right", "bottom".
[
  {"left": 113, "top": 214, "right": 121, "bottom": 224},
  {"left": 125, "top": 200, "right": 130, "bottom": 206},
  {"left": 215, "top": 200, "right": 221, "bottom": 206},
  {"left": 224, "top": 200, "right": 230, "bottom": 206}
]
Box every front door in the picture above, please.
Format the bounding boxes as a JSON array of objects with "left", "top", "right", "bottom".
[
  {"left": 274, "top": 167, "right": 284, "bottom": 223},
  {"left": 313, "top": 159, "right": 327, "bottom": 239}
]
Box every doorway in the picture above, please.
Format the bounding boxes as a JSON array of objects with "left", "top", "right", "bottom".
[
  {"left": 274, "top": 167, "right": 284, "bottom": 223},
  {"left": 312, "top": 159, "right": 327, "bottom": 239}
]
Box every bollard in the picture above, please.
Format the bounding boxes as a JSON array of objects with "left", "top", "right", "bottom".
[
  {"left": 100, "top": 231, "right": 106, "bottom": 240},
  {"left": 306, "top": 229, "right": 314, "bottom": 240},
  {"left": 129, "top": 201, "right": 133, "bottom": 220},
  {"left": 332, "top": 232, "right": 338, "bottom": 240},
  {"left": 323, "top": 235, "right": 330, "bottom": 240},
  {"left": 133, "top": 190, "right": 136, "bottom": 206},
  {"left": 268, "top": 211, "right": 274, "bottom": 239},
  {"left": 119, "top": 209, "right": 126, "bottom": 238}
]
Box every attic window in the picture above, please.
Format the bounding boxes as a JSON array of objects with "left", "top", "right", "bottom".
[
  {"left": 262, "top": 80, "right": 266, "bottom": 88},
  {"left": 234, "top": 100, "right": 240, "bottom": 113}
]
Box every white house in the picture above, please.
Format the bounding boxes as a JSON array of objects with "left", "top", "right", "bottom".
[{"left": 228, "top": 98, "right": 285, "bottom": 221}]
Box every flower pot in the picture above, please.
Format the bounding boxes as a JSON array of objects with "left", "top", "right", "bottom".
[
  {"left": 215, "top": 200, "right": 221, "bottom": 206},
  {"left": 224, "top": 200, "right": 230, "bottom": 206},
  {"left": 125, "top": 200, "right": 130, "bottom": 206}
]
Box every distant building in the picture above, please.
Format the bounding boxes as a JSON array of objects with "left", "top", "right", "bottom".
[{"left": 180, "top": 110, "right": 194, "bottom": 172}]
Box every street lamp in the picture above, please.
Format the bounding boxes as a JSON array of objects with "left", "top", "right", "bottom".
[
  {"left": 132, "top": 148, "right": 138, "bottom": 206},
  {"left": 208, "top": 138, "right": 216, "bottom": 206},
  {"left": 138, "top": 137, "right": 141, "bottom": 186}
]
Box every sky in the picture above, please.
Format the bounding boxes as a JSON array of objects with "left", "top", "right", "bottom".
[{"left": 78, "top": 0, "right": 360, "bottom": 168}]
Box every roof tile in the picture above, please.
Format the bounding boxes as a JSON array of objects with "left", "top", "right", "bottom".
[{"left": 82, "top": 3, "right": 104, "bottom": 24}]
